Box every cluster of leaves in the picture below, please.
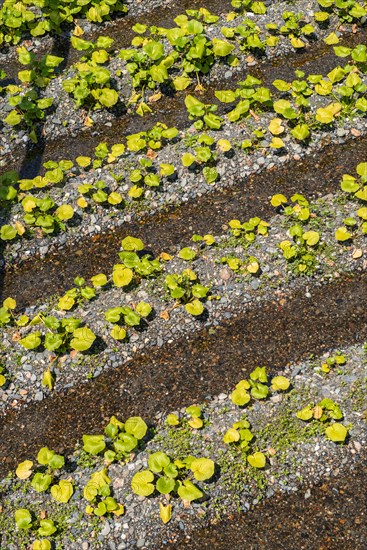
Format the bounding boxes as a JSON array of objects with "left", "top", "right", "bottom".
[
  {"left": 0, "top": 297, "right": 28, "bottom": 327},
  {"left": 296, "top": 398, "right": 349, "bottom": 442},
  {"left": 228, "top": 215, "right": 269, "bottom": 246},
  {"left": 215, "top": 75, "right": 272, "bottom": 124},
  {"left": 337, "top": 162, "right": 367, "bottom": 240},
  {"left": 77, "top": 179, "right": 124, "bottom": 208},
  {"left": 278, "top": 227, "right": 320, "bottom": 275},
  {"left": 131, "top": 451, "right": 214, "bottom": 522},
  {"left": 231, "top": 367, "right": 290, "bottom": 407},
  {"left": 105, "top": 301, "right": 152, "bottom": 341},
  {"left": 0, "top": 0, "right": 127, "bottom": 46},
  {"left": 16, "top": 447, "right": 73, "bottom": 502},
  {"left": 221, "top": 17, "right": 267, "bottom": 53},
  {"left": 127, "top": 157, "right": 175, "bottom": 198},
  {"left": 57, "top": 276, "right": 97, "bottom": 311},
  {"left": 4, "top": 47, "right": 63, "bottom": 142},
  {"left": 181, "top": 132, "right": 219, "bottom": 184},
  {"left": 184, "top": 95, "right": 223, "bottom": 131},
  {"left": 83, "top": 415, "right": 147, "bottom": 466},
  {"left": 84, "top": 468, "right": 124, "bottom": 517},
  {"left": 266, "top": 11, "right": 315, "bottom": 50},
  {"left": 223, "top": 418, "right": 267, "bottom": 469},
  {"left": 317, "top": 0, "right": 367, "bottom": 23},
  {"left": 320, "top": 352, "right": 346, "bottom": 373},
  {"left": 63, "top": 36, "right": 118, "bottom": 110},
  {"left": 165, "top": 268, "right": 209, "bottom": 316},
  {"left": 166, "top": 404, "right": 205, "bottom": 430},
  {"left": 19, "top": 315, "right": 96, "bottom": 355},
  {"left": 220, "top": 254, "right": 260, "bottom": 276}
]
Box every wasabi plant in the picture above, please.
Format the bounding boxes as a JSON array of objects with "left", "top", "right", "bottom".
[{"left": 165, "top": 268, "right": 209, "bottom": 315}]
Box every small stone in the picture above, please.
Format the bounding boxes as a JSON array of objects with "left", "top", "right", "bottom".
[
  {"left": 34, "top": 391, "right": 43, "bottom": 401},
  {"left": 304, "top": 489, "right": 311, "bottom": 499},
  {"left": 136, "top": 539, "right": 145, "bottom": 548}
]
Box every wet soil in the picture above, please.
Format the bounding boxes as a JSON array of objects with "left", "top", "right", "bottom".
[
  {"left": 0, "top": 270, "right": 366, "bottom": 476},
  {"left": 3, "top": 27, "right": 366, "bottom": 178},
  {"left": 172, "top": 457, "right": 367, "bottom": 550},
  {"left": 2, "top": 135, "right": 367, "bottom": 308}
]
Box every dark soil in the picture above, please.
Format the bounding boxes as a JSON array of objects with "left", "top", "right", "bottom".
[
  {"left": 172, "top": 457, "right": 367, "bottom": 550},
  {"left": 2, "top": 135, "right": 367, "bottom": 308},
  {"left": 0, "top": 270, "right": 366, "bottom": 477}
]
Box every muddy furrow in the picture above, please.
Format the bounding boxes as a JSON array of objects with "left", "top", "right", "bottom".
[
  {"left": 172, "top": 458, "right": 367, "bottom": 550},
  {"left": 2, "top": 135, "right": 367, "bottom": 309},
  {"left": 3, "top": 27, "right": 366, "bottom": 175},
  {"left": 0, "top": 270, "right": 366, "bottom": 476}
]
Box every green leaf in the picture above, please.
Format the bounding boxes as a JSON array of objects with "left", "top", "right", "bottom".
[
  {"left": 143, "top": 41, "right": 164, "bottom": 60},
  {"left": 177, "top": 480, "right": 203, "bottom": 502},
  {"left": 16, "top": 460, "right": 33, "bottom": 480},
  {"left": 223, "top": 428, "right": 240, "bottom": 444},
  {"left": 55, "top": 204, "right": 74, "bottom": 221},
  {"left": 335, "top": 227, "right": 352, "bottom": 241},
  {"left": 19, "top": 331, "right": 41, "bottom": 350},
  {"left": 185, "top": 299, "right": 204, "bottom": 316},
  {"left": 135, "top": 302, "right": 152, "bottom": 317},
  {"left": 70, "top": 327, "right": 96, "bottom": 351},
  {"left": 325, "top": 423, "right": 348, "bottom": 442},
  {"left": 111, "top": 325, "right": 127, "bottom": 340},
  {"left": 83, "top": 435, "right": 106, "bottom": 455},
  {"left": 0, "top": 225, "right": 17, "bottom": 240},
  {"left": 51, "top": 480, "right": 74, "bottom": 503},
  {"left": 90, "top": 273, "right": 108, "bottom": 287},
  {"left": 271, "top": 375, "right": 290, "bottom": 391},
  {"left": 190, "top": 458, "right": 215, "bottom": 481},
  {"left": 212, "top": 38, "right": 234, "bottom": 57},
  {"left": 15, "top": 509, "right": 32, "bottom": 530},
  {"left": 182, "top": 153, "right": 196, "bottom": 167},
  {"left": 296, "top": 406, "right": 313, "bottom": 421},
  {"left": 31, "top": 472, "right": 52, "bottom": 492},
  {"left": 156, "top": 477, "right": 175, "bottom": 494},
  {"left": 148, "top": 452, "right": 170, "bottom": 473},
  {"left": 38, "top": 519, "right": 56, "bottom": 537},
  {"left": 113, "top": 265, "right": 134, "bottom": 287},
  {"left": 124, "top": 416, "right": 148, "bottom": 439},
  {"left": 159, "top": 502, "right": 172, "bottom": 524},
  {"left": 5, "top": 110, "right": 22, "bottom": 126},
  {"left": 179, "top": 247, "right": 196, "bottom": 261},
  {"left": 231, "top": 387, "right": 251, "bottom": 407},
  {"left": 247, "top": 452, "right": 266, "bottom": 468},
  {"left": 131, "top": 470, "right": 155, "bottom": 496},
  {"left": 33, "top": 540, "right": 51, "bottom": 550}
]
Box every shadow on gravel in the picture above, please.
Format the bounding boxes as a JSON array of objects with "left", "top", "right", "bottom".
[{"left": 0, "top": 270, "right": 366, "bottom": 475}]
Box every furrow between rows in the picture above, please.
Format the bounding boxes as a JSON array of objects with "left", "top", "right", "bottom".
[{"left": 0, "top": 270, "right": 366, "bottom": 477}]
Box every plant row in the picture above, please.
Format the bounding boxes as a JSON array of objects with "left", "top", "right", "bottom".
[
  {"left": 1, "top": 1, "right": 367, "bottom": 142},
  {"left": 1, "top": 39, "right": 367, "bottom": 247}
]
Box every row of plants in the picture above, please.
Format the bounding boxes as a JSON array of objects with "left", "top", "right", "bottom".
[
  {"left": 2, "top": 0, "right": 367, "bottom": 142},
  {"left": 1, "top": 42, "right": 367, "bottom": 244},
  {"left": 0, "top": 358, "right": 355, "bottom": 548},
  {"left": 0, "top": 168, "right": 366, "bottom": 394},
  {"left": 0, "top": 0, "right": 128, "bottom": 46}
]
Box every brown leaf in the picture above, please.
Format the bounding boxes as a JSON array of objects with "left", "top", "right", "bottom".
[
  {"left": 70, "top": 349, "right": 79, "bottom": 358},
  {"left": 146, "top": 148, "right": 158, "bottom": 159},
  {"left": 12, "top": 332, "right": 21, "bottom": 342},
  {"left": 352, "top": 248, "right": 363, "bottom": 259},
  {"left": 351, "top": 128, "right": 361, "bottom": 137},
  {"left": 313, "top": 405, "right": 323, "bottom": 419},
  {"left": 160, "top": 310, "right": 170, "bottom": 321},
  {"left": 148, "top": 92, "right": 162, "bottom": 103}
]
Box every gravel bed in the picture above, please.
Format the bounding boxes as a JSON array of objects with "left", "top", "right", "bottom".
[
  {"left": 0, "top": 0, "right": 363, "bottom": 158},
  {"left": 0, "top": 341, "right": 366, "bottom": 549},
  {"left": 0, "top": 190, "right": 366, "bottom": 411}
]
